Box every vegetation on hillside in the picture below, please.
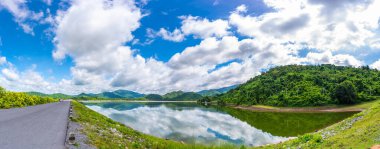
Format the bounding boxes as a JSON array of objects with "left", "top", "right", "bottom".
[
  {"left": 77, "top": 89, "right": 145, "bottom": 99},
  {"left": 214, "top": 65, "right": 380, "bottom": 106},
  {"left": 259, "top": 100, "right": 380, "bottom": 148},
  {"left": 0, "top": 87, "right": 57, "bottom": 109},
  {"left": 145, "top": 91, "right": 203, "bottom": 101},
  {"left": 197, "top": 85, "right": 238, "bottom": 97},
  {"left": 27, "top": 92, "right": 73, "bottom": 99}
]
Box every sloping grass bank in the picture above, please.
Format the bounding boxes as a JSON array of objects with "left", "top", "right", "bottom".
[
  {"left": 71, "top": 101, "right": 237, "bottom": 149},
  {"left": 259, "top": 100, "right": 380, "bottom": 148}
]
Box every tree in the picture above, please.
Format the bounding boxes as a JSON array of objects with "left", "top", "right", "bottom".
[
  {"left": 0, "top": 86, "right": 5, "bottom": 97},
  {"left": 333, "top": 80, "right": 357, "bottom": 104}
]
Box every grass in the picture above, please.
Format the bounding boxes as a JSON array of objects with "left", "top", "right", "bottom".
[
  {"left": 257, "top": 100, "right": 380, "bottom": 149},
  {"left": 71, "top": 100, "right": 380, "bottom": 149},
  {"left": 71, "top": 101, "right": 239, "bottom": 149},
  {"left": 237, "top": 99, "right": 380, "bottom": 113}
]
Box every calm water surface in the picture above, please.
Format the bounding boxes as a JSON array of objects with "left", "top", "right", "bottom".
[{"left": 84, "top": 102, "right": 357, "bottom": 146}]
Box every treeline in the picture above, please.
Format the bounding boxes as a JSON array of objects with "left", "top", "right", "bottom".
[
  {"left": 212, "top": 64, "right": 380, "bottom": 106},
  {"left": 145, "top": 91, "right": 203, "bottom": 101},
  {"left": 0, "top": 87, "right": 57, "bottom": 109}
]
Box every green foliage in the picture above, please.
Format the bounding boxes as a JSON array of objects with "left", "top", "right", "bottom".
[
  {"left": 215, "top": 64, "right": 380, "bottom": 106},
  {"left": 197, "top": 85, "right": 238, "bottom": 97},
  {"left": 162, "top": 91, "right": 203, "bottom": 100},
  {"left": 144, "top": 94, "right": 163, "bottom": 100},
  {"left": 260, "top": 100, "right": 380, "bottom": 149},
  {"left": 0, "top": 87, "right": 57, "bottom": 109},
  {"left": 76, "top": 89, "right": 144, "bottom": 99},
  {"left": 27, "top": 92, "right": 73, "bottom": 99},
  {"left": 333, "top": 80, "right": 357, "bottom": 104}
]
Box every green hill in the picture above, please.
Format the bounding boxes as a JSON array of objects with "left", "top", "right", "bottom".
[
  {"left": 75, "top": 89, "right": 145, "bottom": 99},
  {"left": 197, "top": 85, "right": 238, "bottom": 96},
  {"left": 144, "top": 91, "right": 203, "bottom": 101},
  {"left": 145, "top": 94, "right": 164, "bottom": 100},
  {"left": 214, "top": 64, "right": 380, "bottom": 106},
  {"left": 162, "top": 91, "right": 203, "bottom": 100},
  {"left": 27, "top": 92, "right": 74, "bottom": 99}
]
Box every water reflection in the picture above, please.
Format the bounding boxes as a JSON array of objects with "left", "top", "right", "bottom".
[{"left": 86, "top": 103, "right": 289, "bottom": 146}]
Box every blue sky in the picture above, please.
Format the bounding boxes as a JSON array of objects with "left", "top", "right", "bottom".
[{"left": 0, "top": 0, "right": 380, "bottom": 94}]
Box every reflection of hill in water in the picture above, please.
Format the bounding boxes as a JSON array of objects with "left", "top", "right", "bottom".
[
  {"left": 222, "top": 108, "right": 357, "bottom": 137},
  {"left": 85, "top": 102, "right": 206, "bottom": 111}
]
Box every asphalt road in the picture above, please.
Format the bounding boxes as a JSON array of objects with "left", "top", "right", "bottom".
[{"left": 0, "top": 101, "right": 70, "bottom": 149}]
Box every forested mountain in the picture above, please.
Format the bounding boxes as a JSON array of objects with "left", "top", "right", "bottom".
[
  {"left": 197, "top": 85, "right": 238, "bottom": 96},
  {"left": 145, "top": 91, "right": 203, "bottom": 101},
  {"left": 77, "top": 90, "right": 145, "bottom": 99},
  {"left": 213, "top": 64, "right": 380, "bottom": 106},
  {"left": 28, "top": 89, "right": 145, "bottom": 99},
  {"left": 27, "top": 92, "right": 74, "bottom": 99}
]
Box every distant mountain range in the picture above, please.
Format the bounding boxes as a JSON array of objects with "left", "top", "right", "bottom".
[
  {"left": 26, "top": 85, "right": 238, "bottom": 100},
  {"left": 196, "top": 85, "right": 239, "bottom": 96},
  {"left": 76, "top": 89, "right": 145, "bottom": 99}
]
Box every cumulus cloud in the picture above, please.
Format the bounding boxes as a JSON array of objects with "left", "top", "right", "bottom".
[
  {"left": 5, "top": 0, "right": 376, "bottom": 94},
  {"left": 229, "top": 1, "right": 380, "bottom": 51},
  {"left": 180, "top": 15, "right": 230, "bottom": 39},
  {"left": 0, "top": 56, "right": 6, "bottom": 65},
  {"left": 147, "top": 28, "right": 185, "bottom": 42},
  {"left": 53, "top": 0, "right": 142, "bottom": 60},
  {"left": 370, "top": 59, "right": 380, "bottom": 70},
  {"left": 0, "top": 0, "right": 45, "bottom": 35},
  {"left": 150, "top": 15, "right": 230, "bottom": 42},
  {"left": 305, "top": 51, "right": 364, "bottom": 67},
  {"left": 1, "top": 68, "right": 19, "bottom": 81}
]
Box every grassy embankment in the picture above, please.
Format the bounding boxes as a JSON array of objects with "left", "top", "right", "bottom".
[
  {"left": 235, "top": 99, "right": 379, "bottom": 113},
  {"left": 72, "top": 99, "right": 380, "bottom": 149},
  {"left": 0, "top": 87, "right": 57, "bottom": 109},
  {"left": 71, "top": 101, "right": 237, "bottom": 149},
  {"left": 258, "top": 100, "right": 380, "bottom": 148}
]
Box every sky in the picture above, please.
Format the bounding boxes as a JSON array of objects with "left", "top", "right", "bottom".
[{"left": 0, "top": 0, "right": 380, "bottom": 95}]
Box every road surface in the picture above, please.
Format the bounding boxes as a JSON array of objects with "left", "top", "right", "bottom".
[{"left": 0, "top": 101, "right": 70, "bottom": 149}]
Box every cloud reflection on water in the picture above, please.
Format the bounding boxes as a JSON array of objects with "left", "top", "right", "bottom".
[{"left": 87, "top": 105, "right": 289, "bottom": 146}]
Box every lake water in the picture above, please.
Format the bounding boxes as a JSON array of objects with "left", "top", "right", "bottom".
[{"left": 84, "top": 102, "right": 357, "bottom": 147}]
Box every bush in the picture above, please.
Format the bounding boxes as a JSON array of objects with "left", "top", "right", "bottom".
[
  {"left": 0, "top": 87, "right": 57, "bottom": 109},
  {"left": 333, "top": 80, "right": 358, "bottom": 104}
]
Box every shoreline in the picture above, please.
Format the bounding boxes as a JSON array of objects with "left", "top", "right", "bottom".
[
  {"left": 79, "top": 100, "right": 197, "bottom": 103},
  {"left": 231, "top": 100, "right": 379, "bottom": 113},
  {"left": 233, "top": 105, "right": 363, "bottom": 113}
]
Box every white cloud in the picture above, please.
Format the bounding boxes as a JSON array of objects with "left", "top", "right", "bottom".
[
  {"left": 0, "top": 0, "right": 45, "bottom": 35},
  {"left": 229, "top": 0, "right": 380, "bottom": 51},
  {"left": 180, "top": 15, "right": 230, "bottom": 39},
  {"left": 150, "top": 15, "right": 230, "bottom": 42},
  {"left": 4, "top": 0, "right": 377, "bottom": 95},
  {"left": 43, "top": 0, "right": 53, "bottom": 6},
  {"left": 235, "top": 4, "right": 247, "bottom": 13},
  {"left": 1, "top": 68, "right": 19, "bottom": 81},
  {"left": 370, "top": 59, "right": 380, "bottom": 70},
  {"left": 53, "top": 0, "right": 142, "bottom": 60},
  {"left": 305, "top": 51, "right": 364, "bottom": 67},
  {"left": 370, "top": 39, "right": 380, "bottom": 49},
  {"left": 147, "top": 28, "right": 185, "bottom": 42},
  {"left": 0, "top": 56, "right": 6, "bottom": 65}
]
